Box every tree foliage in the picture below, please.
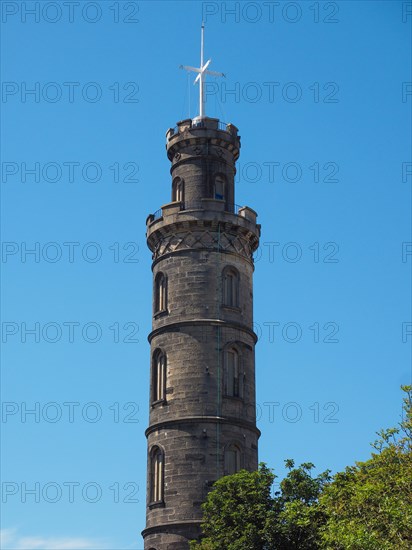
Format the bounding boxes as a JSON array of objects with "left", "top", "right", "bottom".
[
  {"left": 319, "top": 385, "right": 412, "bottom": 549},
  {"left": 189, "top": 463, "right": 276, "bottom": 550},
  {"left": 191, "top": 386, "right": 412, "bottom": 550},
  {"left": 190, "top": 461, "right": 330, "bottom": 549},
  {"left": 271, "top": 460, "right": 330, "bottom": 549}
]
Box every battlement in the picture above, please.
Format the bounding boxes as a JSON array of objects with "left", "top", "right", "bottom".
[
  {"left": 147, "top": 200, "right": 258, "bottom": 225},
  {"left": 166, "top": 117, "right": 239, "bottom": 139}
]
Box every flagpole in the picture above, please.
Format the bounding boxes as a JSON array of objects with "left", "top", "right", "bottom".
[
  {"left": 180, "top": 22, "right": 225, "bottom": 120},
  {"left": 200, "top": 23, "right": 204, "bottom": 118}
]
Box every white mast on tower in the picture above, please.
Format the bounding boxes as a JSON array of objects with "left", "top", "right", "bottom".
[{"left": 180, "top": 22, "right": 225, "bottom": 119}]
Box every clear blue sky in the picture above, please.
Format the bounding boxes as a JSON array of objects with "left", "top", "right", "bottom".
[{"left": 1, "top": 1, "right": 411, "bottom": 548}]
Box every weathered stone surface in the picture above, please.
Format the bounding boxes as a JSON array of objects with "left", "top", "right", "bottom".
[{"left": 143, "top": 117, "right": 260, "bottom": 550}]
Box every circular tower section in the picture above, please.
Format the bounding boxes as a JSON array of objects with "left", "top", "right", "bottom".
[{"left": 143, "top": 117, "right": 261, "bottom": 550}]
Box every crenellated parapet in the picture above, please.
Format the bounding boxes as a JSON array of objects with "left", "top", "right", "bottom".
[{"left": 146, "top": 201, "right": 260, "bottom": 264}]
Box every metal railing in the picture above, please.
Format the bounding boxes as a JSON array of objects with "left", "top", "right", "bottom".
[
  {"left": 172, "top": 120, "right": 230, "bottom": 135},
  {"left": 151, "top": 201, "right": 249, "bottom": 222},
  {"left": 218, "top": 121, "right": 229, "bottom": 131},
  {"left": 182, "top": 200, "right": 242, "bottom": 214}
]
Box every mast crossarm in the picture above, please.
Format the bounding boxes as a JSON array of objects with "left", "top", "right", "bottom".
[{"left": 180, "top": 65, "right": 201, "bottom": 74}]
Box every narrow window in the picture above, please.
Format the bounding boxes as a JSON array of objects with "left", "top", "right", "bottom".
[
  {"left": 150, "top": 446, "right": 164, "bottom": 503},
  {"left": 225, "top": 444, "right": 241, "bottom": 475},
  {"left": 225, "top": 348, "right": 240, "bottom": 398},
  {"left": 172, "top": 177, "right": 184, "bottom": 203},
  {"left": 214, "top": 174, "right": 225, "bottom": 201},
  {"left": 155, "top": 272, "right": 167, "bottom": 313},
  {"left": 152, "top": 350, "right": 166, "bottom": 403},
  {"left": 223, "top": 267, "right": 239, "bottom": 307}
]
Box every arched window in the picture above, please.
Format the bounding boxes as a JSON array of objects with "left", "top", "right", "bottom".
[
  {"left": 224, "top": 444, "right": 241, "bottom": 475},
  {"left": 150, "top": 446, "right": 164, "bottom": 503},
  {"left": 222, "top": 267, "right": 239, "bottom": 308},
  {"left": 225, "top": 347, "right": 242, "bottom": 398},
  {"left": 154, "top": 272, "right": 167, "bottom": 313},
  {"left": 172, "top": 177, "right": 184, "bottom": 203},
  {"left": 214, "top": 174, "right": 226, "bottom": 201},
  {"left": 152, "top": 350, "right": 166, "bottom": 403}
]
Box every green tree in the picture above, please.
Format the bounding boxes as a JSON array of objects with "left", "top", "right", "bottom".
[
  {"left": 190, "top": 463, "right": 276, "bottom": 550},
  {"left": 320, "top": 385, "right": 412, "bottom": 550},
  {"left": 191, "top": 461, "right": 330, "bottom": 550},
  {"left": 191, "top": 387, "right": 412, "bottom": 550},
  {"left": 270, "top": 460, "right": 330, "bottom": 549}
]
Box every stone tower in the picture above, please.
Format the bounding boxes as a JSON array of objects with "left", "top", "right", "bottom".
[{"left": 142, "top": 115, "right": 261, "bottom": 550}]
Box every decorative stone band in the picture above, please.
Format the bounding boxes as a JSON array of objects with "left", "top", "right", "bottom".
[
  {"left": 170, "top": 148, "right": 235, "bottom": 170},
  {"left": 148, "top": 318, "right": 258, "bottom": 344},
  {"left": 142, "top": 519, "right": 202, "bottom": 538},
  {"left": 145, "top": 415, "right": 261, "bottom": 438},
  {"left": 154, "top": 230, "right": 252, "bottom": 263},
  {"left": 148, "top": 222, "right": 259, "bottom": 265}
]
